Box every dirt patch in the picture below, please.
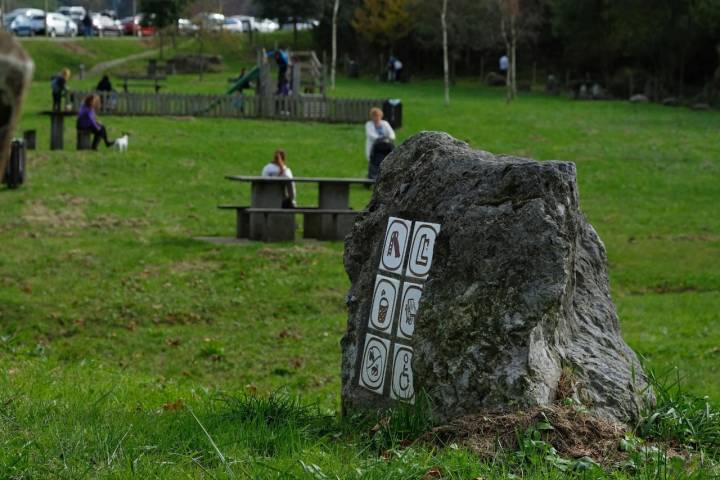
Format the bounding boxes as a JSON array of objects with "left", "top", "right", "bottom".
[
  {"left": 423, "top": 405, "right": 628, "bottom": 466},
  {"left": 23, "top": 199, "right": 148, "bottom": 232},
  {"left": 23, "top": 201, "right": 86, "bottom": 230},
  {"left": 58, "top": 42, "right": 94, "bottom": 57},
  {"left": 170, "top": 260, "right": 220, "bottom": 274},
  {"left": 88, "top": 214, "right": 149, "bottom": 229}
]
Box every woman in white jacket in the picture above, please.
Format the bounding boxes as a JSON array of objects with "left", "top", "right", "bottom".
[{"left": 365, "top": 107, "right": 396, "bottom": 161}]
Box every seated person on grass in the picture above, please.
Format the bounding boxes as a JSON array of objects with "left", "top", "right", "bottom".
[
  {"left": 261, "top": 149, "right": 296, "bottom": 208},
  {"left": 76, "top": 94, "right": 115, "bottom": 150}
]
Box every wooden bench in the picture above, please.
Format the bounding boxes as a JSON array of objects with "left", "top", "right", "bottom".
[
  {"left": 218, "top": 205, "right": 364, "bottom": 242},
  {"left": 121, "top": 75, "right": 166, "bottom": 94}
]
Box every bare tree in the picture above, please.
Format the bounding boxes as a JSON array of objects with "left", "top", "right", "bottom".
[
  {"left": 331, "top": 0, "right": 340, "bottom": 90},
  {"left": 498, "top": 0, "right": 518, "bottom": 102},
  {"left": 442, "top": 0, "right": 449, "bottom": 106}
]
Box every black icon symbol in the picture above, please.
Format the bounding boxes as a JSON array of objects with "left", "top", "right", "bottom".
[
  {"left": 378, "top": 292, "right": 389, "bottom": 325},
  {"left": 366, "top": 345, "right": 383, "bottom": 382},
  {"left": 415, "top": 233, "right": 431, "bottom": 266},
  {"left": 387, "top": 231, "right": 401, "bottom": 258},
  {"left": 398, "top": 352, "right": 411, "bottom": 392},
  {"left": 405, "top": 298, "right": 417, "bottom": 326}
]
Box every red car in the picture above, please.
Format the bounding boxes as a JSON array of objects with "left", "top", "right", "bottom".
[{"left": 121, "top": 14, "right": 156, "bottom": 36}]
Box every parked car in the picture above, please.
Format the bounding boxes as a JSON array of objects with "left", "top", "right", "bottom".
[
  {"left": 4, "top": 8, "right": 43, "bottom": 30},
  {"left": 57, "top": 5, "right": 86, "bottom": 26},
  {"left": 222, "top": 17, "right": 245, "bottom": 33},
  {"left": 254, "top": 18, "right": 279, "bottom": 32},
  {"left": 121, "top": 14, "right": 156, "bottom": 36},
  {"left": 91, "top": 13, "right": 122, "bottom": 36},
  {"left": 280, "top": 19, "right": 318, "bottom": 31},
  {"left": 227, "top": 15, "right": 254, "bottom": 32},
  {"left": 10, "top": 12, "right": 45, "bottom": 36},
  {"left": 177, "top": 18, "right": 198, "bottom": 35},
  {"left": 46, "top": 13, "right": 77, "bottom": 36},
  {"left": 194, "top": 12, "right": 224, "bottom": 30}
]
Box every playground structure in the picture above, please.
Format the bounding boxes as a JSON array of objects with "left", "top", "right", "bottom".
[
  {"left": 226, "top": 49, "right": 326, "bottom": 99},
  {"left": 68, "top": 50, "right": 395, "bottom": 125}
]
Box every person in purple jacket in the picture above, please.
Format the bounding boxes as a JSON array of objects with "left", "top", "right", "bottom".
[{"left": 76, "top": 94, "right": 114, "bottom": 150}]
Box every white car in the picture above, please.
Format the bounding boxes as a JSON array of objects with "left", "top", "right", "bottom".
[
  {"left": 46, "top": 13, "right": 77, "bottom": 36},
  {"left": 57, "top": 5, "right": 86, "bottom": 26},
  {"left": 222, "top": 17, "right": 245, "bottom": 33},
  {"left": 228, "top": 15, "right": 255, "bottom": 32},
  {"left": 194, "top": 13, "right": 224, "bottom": 30},
  {"left": 91, "top": 13, "right": 122, "bottom": 36},
  {"left": 177, "top": 18, "right": 198, "bottom": 35},
  {"left": 254, "top": 18, "right": 279, "bottom": 32},
  {"left": 10, "top": 10, "right": 76, "bottom": 37},
  {"left": 280, "top": 19, "right": 318, "bottom": 31}
]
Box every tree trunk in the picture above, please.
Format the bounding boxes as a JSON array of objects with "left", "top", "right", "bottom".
[
  {"left": 501, "top": 17, "right": 511, "bottom": 102},
  {"left": 442, "top": 0, "right": 449, "bottom": 106},
  {"left": 331, "top": 0, "right": 340, "bottom": 90},
  {"left": 510, "top": 14, "right": 517, "bottom": 98}
]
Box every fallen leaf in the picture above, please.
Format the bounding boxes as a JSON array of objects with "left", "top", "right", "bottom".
[
  {"left": 371, "top": 416, "right": 390, "bottom": 434},
  {"left": 162, "top": 400, "right": 184, "bottom": 411},
  {"left": 421, "top": 467, "right": 443, "bottom": 479}
]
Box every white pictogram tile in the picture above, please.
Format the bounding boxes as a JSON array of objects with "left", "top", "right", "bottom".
[
  {"left": 390, "top": 344, "right": 414, "bottom": 403},
  {"left": 359, "top": 334, "right": 390, "bottom": 394},
  {"left": 369, "top": 275, "right": 400, "bottom": 333},
  {"left": 397, "top": 282, "right": 423, "bottom": 339},
  {"left": 380, "top": 217, "right": 412, "bottom": 273},
  {"left": 405, "top": 222, "right": 440, "bottom": 279}
]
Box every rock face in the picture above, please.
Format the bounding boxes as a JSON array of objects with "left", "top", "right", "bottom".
[
  {"left": 0, "top": 33, "right": 33, "bottom": 173},
  {"left": 341, "top": 132, "right": 652, "bottom": 424}
]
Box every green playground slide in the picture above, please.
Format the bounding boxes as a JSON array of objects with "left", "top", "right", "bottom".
[
  {"left": 226, "top": 66, "right": 260, "bottom": 95},
  {"left": 194, "top": 65, "right": 260, "bottom": 115}
]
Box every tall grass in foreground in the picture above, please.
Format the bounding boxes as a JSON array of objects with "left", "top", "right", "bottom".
[
  {"left": 2, "top": 371, "right": 720, "bottom": 478},
  {"left": 638, "top": 368, "right": 720, "bottom": 453}
]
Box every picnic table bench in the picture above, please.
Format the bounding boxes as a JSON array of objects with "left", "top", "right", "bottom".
[
  {"left": 41, "top": 110, "right": 77, "bottom": 150},
  {"left": 221, "top": 176, "right": 374, "bottom": 242},
  {"left": 120, "top": 75, "right": 167, "bottom": 93}
]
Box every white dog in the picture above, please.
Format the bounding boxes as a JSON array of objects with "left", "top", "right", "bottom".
[{"left": 115, "top": 133, "right": 129, "bottom": 152}]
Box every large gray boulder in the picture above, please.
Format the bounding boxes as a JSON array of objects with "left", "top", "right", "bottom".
[{"left": 341, "top": 132, "right": 651, "bottom": 423}]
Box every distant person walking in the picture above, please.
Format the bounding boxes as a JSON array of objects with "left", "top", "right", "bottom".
[
  {"left": 51, "top": 68, "right": 71, "bottom": 111},
  {"left": 261, "top": 149, "right": 296, "bottom": 208},
  {"left": 77, "top": 94, "right": 115, "bottom": 150},
  {"left": 499, "top": 54, "right": 509, "bottom": 74},
  {"left": 387, "top": 56, "right": 403, "bottom": 82},
  {"left": 365, "top": 107, "right": 396, "bottom": 180},
  {"left": 82, "top": 12, "right": 93, "bottom": 38}
]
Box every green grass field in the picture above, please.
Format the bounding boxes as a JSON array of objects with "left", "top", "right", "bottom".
[{"left": 1, "top": 37, "right": 719, "bottom": 478}]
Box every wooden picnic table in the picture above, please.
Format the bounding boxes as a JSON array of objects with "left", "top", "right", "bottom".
[
  {"left": 40, "top": 110, "right": 77, "bottom": 150},
  {"left": 222, "top": 176, "right": 374, "bottom": 241}
]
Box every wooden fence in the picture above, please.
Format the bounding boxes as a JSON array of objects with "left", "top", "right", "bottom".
[{"left": 69, "top": 91, "right": 383, "bottom": 124}]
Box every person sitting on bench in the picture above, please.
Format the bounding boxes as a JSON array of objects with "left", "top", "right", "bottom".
[
  {"left": 261, "top": 149, "right": 296, "bottom": 208},
  {"left": 76, "top": 94, "right": 115, "bottom": 150}
]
